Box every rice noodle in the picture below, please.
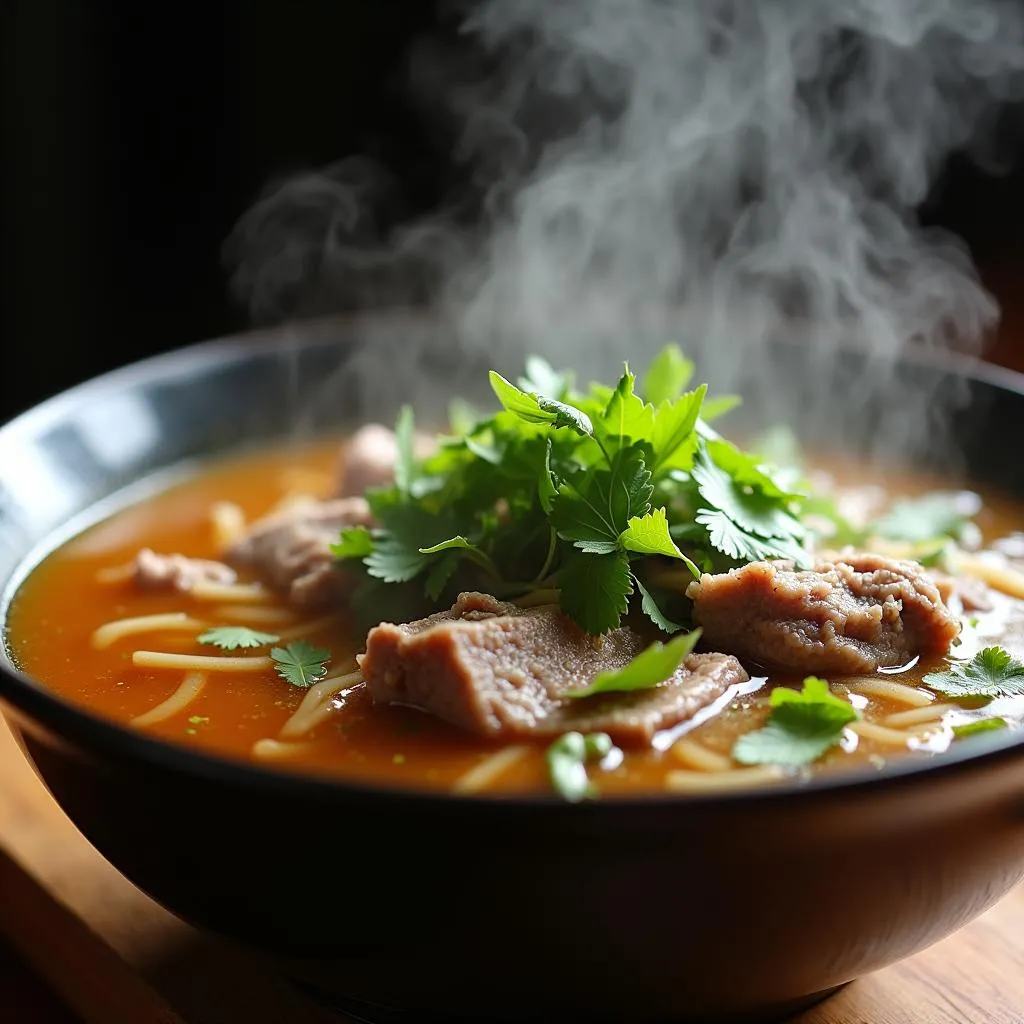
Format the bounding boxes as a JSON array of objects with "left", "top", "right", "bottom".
[
  {"left": 209, "top": 501, "right": 246, "bottom": 549},
  {"left": 948, "top": 550, "right": 1024, "bottom": 599},
  {"left": 665, "top": 765, "right": 788, "bottom": 792},
  {"left": 132, "top": 651, "right": 272, "bottom": 671},
  {"left": 670, "top": 738, "right": 733, "bottom": 772},
  {"left": 883, "top": 703, "right": 955, "bottom": 728},
  {"left": 849, "top": 720, "right": 936, "bottom": 746},
  {"left": 847, "top": 678, "right": 935, "bottom": 707},
  {"left": 211, "top": 604, "right": 298, "bottom": 625},
  {"left": 275, "top": 615, "right": 339, "bottom": 642},
  {"left": 452, "top": 746, "right": 530, "bottom": 793},
  {"left": 131, "top": 672, "right": 206, "bottom": 727},
  {"left": 189, "top": 581, "right": 274, "bottom": 604},
  {"left": 279, "top": 671, "right": 363, "bottom": 739},
  {"left": 252, "top": 738, "right": 315, "bottom": 761},
  {"left": 95, "top": 562, "right": 137, "bottom": 584},
  {"left": 92, "top": 612, "right": 206, "bottom": 650}
]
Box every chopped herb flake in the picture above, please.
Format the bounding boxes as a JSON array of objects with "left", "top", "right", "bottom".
[
  {"left": 567, "top": 629, "right": 702, "bottom": 698},
  {"left": 545, "top": 731, "right": 618, "bottom": 801},
  {"left": 952, "top": 717, "right": 1008, "bottom": 739}
]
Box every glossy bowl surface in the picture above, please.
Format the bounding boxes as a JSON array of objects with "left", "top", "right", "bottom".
[{"left": 1, "top": 319, "right": 1023, "bottom": 1022}]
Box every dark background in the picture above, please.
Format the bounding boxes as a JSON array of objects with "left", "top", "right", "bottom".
[{"left": 4, "top": 0, "right": 1024, "bottom": 424}]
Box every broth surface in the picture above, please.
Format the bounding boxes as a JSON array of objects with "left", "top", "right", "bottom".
[{"left": 6, "top": 439, "right": 1024, "bottom": 795}]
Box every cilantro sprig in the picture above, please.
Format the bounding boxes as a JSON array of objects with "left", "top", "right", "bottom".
[
  {"left": 733, "top": 677, "right": 858, "bottom": 768},
  {"left": 333, "top": 346, "right": 812, "bottom": 636},
  {"left": 923, "top": 646, "right": 1024, "bottom": 704},
  {"left": 197, "top": 626, "right": 281, "bottom": 650},
  {"left": 271, "top": 640, "right": 331, "bottom": 689}
]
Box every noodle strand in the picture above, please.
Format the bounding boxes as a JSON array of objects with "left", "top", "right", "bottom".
[
  {"left": 131, "top": 672, "right": 207, "bottom": 727},
  {"left": 453, "top": 746, "right": 530, "bottom": 793},
  {"left": 92, "top": 612, "right": 206, "bottom": 649},
  {"left": 132, "top": 651, "right": 273, "bottom": 671}
]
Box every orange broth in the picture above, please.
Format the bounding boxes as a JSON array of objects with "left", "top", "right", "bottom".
[{"left": 5, "top": 439, "right": 1023, "bottom": 796}]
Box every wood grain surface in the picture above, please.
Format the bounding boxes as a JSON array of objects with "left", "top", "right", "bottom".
[{"left": 0, "top": 714, "right": 1021, "bottom": 1024}]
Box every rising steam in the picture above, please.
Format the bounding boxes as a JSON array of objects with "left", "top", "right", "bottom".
[{"left": 224, "top": 0, "right": 1024, "bottom": 457}]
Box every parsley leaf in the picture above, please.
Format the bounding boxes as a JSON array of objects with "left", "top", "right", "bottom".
[
  {"left": 197, "top": 626, "right": 280, "bottom": 650},
  {"left": 923, "top": 646, "right": 1024, "bottom": 703},
  {"left": 545, "top": 731, "right": 616, "bottom": 801},
  {"left": 330, "top": 525, "right": 374, "bottom": 559},
  {"left": 649, "top": 386, "right": 706, "bottom": 472},
  {"left": 952, "top": 717, "right": 1008, "bottom": 739},
  {"left": 598, "top": 367, "right": 655, "bottom": 447},
  {"left": 567, "top": 628, "right": 702, "bottom": 698},
  {"left": 641, "top": 344, "right": 693, "bottom": 406},
  {"left": 558, "top": 548, "right": 633, "bottom": 635},
  {"left": 271, "top": 640, "right": 331, "bottom": 689},
  {"left": 733, "top": 677, "right": 858, "bottom": 767}
]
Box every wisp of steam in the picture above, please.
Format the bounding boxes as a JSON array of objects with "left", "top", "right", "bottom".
[{"left": 224, "top": 0, "right": 1024, "bottom": 460}]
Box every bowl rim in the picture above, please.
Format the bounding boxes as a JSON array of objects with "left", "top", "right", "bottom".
[{"left": 3, "top": 317, "right": 1024, "bottom": 812}]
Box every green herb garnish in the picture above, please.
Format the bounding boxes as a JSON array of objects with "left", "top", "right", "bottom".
[
  {"left": 952, "top": 717, "right": 1009, "bottom": 739},
  {"left": 566, "top": 629, "right": 702, "bottom": 698},
  {"left": 923, "top": 646, "right": 1024, "bottom": 703},
  {"left": 197, "top": 626, "right": 281, "bottom": 650},
  {"left": 546, "top": 731, "right": 617, "bottom": 802},
  {"left": 332, "top": 346, "right": 810, "bottom": 636},
  {"left": 871, "top": 491, "right": 980, "bottom": 545},
  {"left": 270, "top": 640, "right": 331, "bottom": 689},
  {"left": 733, "top": 677, "right": 858, "bottom": 768}
]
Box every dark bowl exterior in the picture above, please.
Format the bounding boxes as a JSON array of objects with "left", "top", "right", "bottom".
[{"left": 1, "top": 321, "right": 1024, "bottom": 1021}]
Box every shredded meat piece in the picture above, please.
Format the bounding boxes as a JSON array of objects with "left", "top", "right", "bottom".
[
  {"left": 227, "top": 496, "right": 373, "bottom": 607},
  {"left": 686, "top": 553, "right": 960, "bottom": 675},
  {"left": 133, "top": 548, "right": 236, "bottom": 591},
  {"left": 359, "top": 592, "right": 749, "bottom": 745}
]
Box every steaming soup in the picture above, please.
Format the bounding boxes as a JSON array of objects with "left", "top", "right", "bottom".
[{"left": 6, "top": 350, "right": 1024, "bottom": 798}]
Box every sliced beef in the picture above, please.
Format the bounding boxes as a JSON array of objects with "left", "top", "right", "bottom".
[
  {"left": 133, "top": 548, "right": 237, "bottom": 591},
  {"left": 227, "top": 496, "right": 373, "bottom": 608},
  {"left": 358, "top": 592, "right": 748, "bottom": 745},
  {"left": 686, "top": 553, "right": 960, "bottom": 675}
]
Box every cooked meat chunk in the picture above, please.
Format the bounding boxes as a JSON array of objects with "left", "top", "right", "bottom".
[
  {"left": 133, "top": 548, "right": 237, "bottom": 591},
  {"left": 336, "top": 423, "right": 437, "bottom": 497},
  {"left": 358, "top": 592, "right": 748, "bottom": 745},
  {"left": 337, "top": 424, "right": 400, "bottom": 497},
  {"left": 227, "top": 496, "right": 373, "bottom": 607},
  {"left": 686, "top": 553, "right": 960, "bottom": 675}
]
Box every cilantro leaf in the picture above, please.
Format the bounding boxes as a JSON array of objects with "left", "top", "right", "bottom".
[
  {"left": 365, "top": 537, "right": 433, "bottom": 583},
  {"left": 598, "top": 367, "right": 655, "bottom": 444},
  {"left": 424, "top": 551, "right": 461, "bottom": 601},
  {"left": 545, "top": 731, "right": 616, "bottom": 801},
  {"left": 489, "top": 372, "right": 593, "bottom": 436},
  {"left": 270, "top": 640, "right": 331, "bottom": 689},
  {"left": 550, "top": 444, "right": 654, "bottom": 544},
  {"left": 567, "top": 628, "right": 701, "bottom": 698},
  {"left": 518, "top": 354, "right": 572, "bottom": 401},
  {"left": 635, "top": 576, "right": 684, "bottom": 633},
  {"left": 619, "top": 507, "right": 686, "bottom": 559},
  {"left": 695, "top": 509, "right": 807, "bottom": 564},
  {"left": 923, "top": 646, "right": 1024, "bottom": 702},
  {"left": 650, "top": 386, "right": 707, "bottom": 472},
  {"left": 557, "top": 548, "right": 633, "bottom": 635},
  {"left": 700, "top": 394, "right": 741, "bottom": 422},
  {"left": 733, "top": 677, "right": 858, "bottom": 767},
  {"left": 872, "top": 491, "right": 981, "bottom": 544},
  {"left": 952, "top": 717, "right": 1008, "bottom": 739},
  {"left": 330, "top": 525, "right": 374, "bottom": 559},
  {"left": 642, "top": 345, "right": 694, "bottom": 406},
  {"left": 197, "top": 626, "right": 280, "bottom": 650}
]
